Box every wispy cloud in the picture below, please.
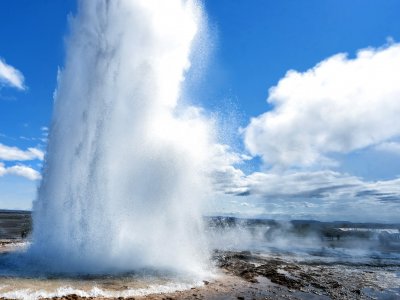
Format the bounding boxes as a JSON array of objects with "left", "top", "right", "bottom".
[
  {"left": 375, "top": 141, "right": 400, "bottom": 155},
  {"left": 243, "top": 43, "right": 400, "bottom": 168},
  {"left": 213, "top": 162, "right": 400, "bottom": 203},
  {"left": 0, "top": 162, "right": 41, "bottom": 180},
  {"left": 0, "top": 58, "right": 25, "bottom": 90},
  {"left": 209, "top": 144, "right": 252, "bottom": 195},
  {"left": 211, "top": 167, "right": 400, "bottom": 222},
  {"left": 240, "top": 171, "right": 400, "bottom": 203},
  {"left": 0, "top": 143, "right": 44, "bottom": 161}
]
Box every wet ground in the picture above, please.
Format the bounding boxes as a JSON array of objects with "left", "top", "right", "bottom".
[
  {"left": 1, "top": 241, "right": 399, "bottom": 300},
  {"left": 1, "top": 214, "right": 399, "bottom": 299}
]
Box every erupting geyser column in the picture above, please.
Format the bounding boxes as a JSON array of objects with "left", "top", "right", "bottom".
[{"left": 30, "top": 0, "right": 212, "bottom": 275}]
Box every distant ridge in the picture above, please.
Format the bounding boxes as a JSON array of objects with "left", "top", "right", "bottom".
[
  {"left": 205, "top": 216, "right": 400, "bottom": 229},
  {"left": 0, "top": 209, "right": 31, "bottom": 214}
]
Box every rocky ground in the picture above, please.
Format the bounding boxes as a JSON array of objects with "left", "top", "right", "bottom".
[
  {"left": 126, "top": 250, "right": 399, "bottom": 300},
  {"left": 2, "top": 240, "right": 398, "bottom": 300},
  {"left": 0, "top": 211, "right": 400, "bottom": 300}
]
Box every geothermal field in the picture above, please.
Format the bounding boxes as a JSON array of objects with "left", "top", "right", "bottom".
[
  {"left": 0, "top": 0, "right": 400, "bottom": 299},
  {"left": 1, "top": 212, "right": 400, "bottom": 299}
]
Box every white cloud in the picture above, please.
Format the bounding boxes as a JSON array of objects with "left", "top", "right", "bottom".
[
  {"left": 211, "top": 168, "right": 400, "bottom": 222},
  {"left": 0, "top": 58, "right": 25, "bottom": 90},
  {"left": 213, "top": 167, "right": 390, "bottom": 200},
  {"left": 210, "top": 43, "right": 400, "bottom": 221},
  {"left": 244, "top": 43, "right": 400, "bottom": 168},
  {"left": 375, "top": 141, "right": 400, "bottom": 155},
  {"left": 40, "top": 126, "right": 49, "bottom": 143},
  {"left": 0, "top": 163, "right": 5, "bottom": 177},
  {"left": 242, "top": 170, "right": 400, "bottom": 203},
  {"left": 5, "top": 164, "right": 41, "bottom": 181},
  {"left": 209, "top": 144, "right": 252, "bottom": 195},
  {"left": 0, "top": 143, "right": 44, "bottom": 161},
  {"left": 0, "top": 162, "right": 41, "bottom": 181}
]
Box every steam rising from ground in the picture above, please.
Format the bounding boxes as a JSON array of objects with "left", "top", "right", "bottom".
[
  {"left": 207, "top": 217, "right": 400, "bottom": 263},
  {"left": 29, "top": 0, "right": 213, "bottom": 275}
]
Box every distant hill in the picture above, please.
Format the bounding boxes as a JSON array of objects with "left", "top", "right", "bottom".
[
  {"left": 0, "top": 209, "right": 31, "bottom": 214},
  {"left": 0, "top": 210, "right": 31, "bottom": 239}
]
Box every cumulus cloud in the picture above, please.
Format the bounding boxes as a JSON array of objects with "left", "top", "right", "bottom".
[
  {"left": 211, "top": 43, "right": 400, "bottom": 221},
  {"left": 244, "top": 43, "right": 400, "bottom": 168},
  {"left": 0, "top": 143, "right": 44, "bottom": 161},
  {"left": 0, "top": 162, "right": 41, "bottom": 180},
  {"left": 0, "top": 143, "right": 43, "bottom": 180},
  {"left": 0, "top": 58, "right": 25, "bottom": 90}
]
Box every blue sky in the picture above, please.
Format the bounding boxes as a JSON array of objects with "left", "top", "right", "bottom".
[
  {"left": 203, "top": 0, "right": 400, "bottom": 117},
  {"left": 1, "top": 0, "right": 400, "bottom": 222}
]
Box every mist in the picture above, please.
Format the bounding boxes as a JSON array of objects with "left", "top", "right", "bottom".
[{"left": 28, "top": 0, "right": 214, "bottom": 276}]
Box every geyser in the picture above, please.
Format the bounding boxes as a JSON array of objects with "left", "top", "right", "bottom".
[{"left": 29, "top": 0, "right": 213, "bottom": 275}]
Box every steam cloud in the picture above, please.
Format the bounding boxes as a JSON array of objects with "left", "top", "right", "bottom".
[{"left": 29, "top": 0, "right": 214, "bottom": 276}]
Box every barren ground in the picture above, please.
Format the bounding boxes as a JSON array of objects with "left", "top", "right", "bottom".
[{"left": 1, "top": 241, "right": 399, "bottom": 300}]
